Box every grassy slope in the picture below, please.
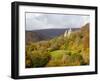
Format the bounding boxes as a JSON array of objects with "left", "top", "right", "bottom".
[{"left": 50, "top": 50, "right": 68, "bottom": 59}]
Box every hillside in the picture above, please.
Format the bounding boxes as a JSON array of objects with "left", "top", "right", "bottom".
[
  {"left": 25, "top": 28, "right": 80, "bottom": 44},
  {"left": 25, "top": 23, "right": 89, "bottom": 68}
]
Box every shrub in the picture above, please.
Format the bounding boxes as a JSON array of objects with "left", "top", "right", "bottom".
[
  {"left": 30, "top": 50, "right": 51, "bottom": 67},
  {"left": 26, "top": 59, "right": 32, "bottom": 68}
]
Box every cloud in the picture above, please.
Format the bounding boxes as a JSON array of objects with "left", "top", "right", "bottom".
[{"left": 26, "top": 13, "right": 89, "bottom": 30}]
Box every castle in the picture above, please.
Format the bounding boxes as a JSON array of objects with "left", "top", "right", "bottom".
[{"left": 64, "top": 28, "right": 72, "bottom": 37}]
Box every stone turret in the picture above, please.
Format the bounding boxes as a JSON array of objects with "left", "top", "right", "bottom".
[
  {"left": 68, "top": 28, "right": 72, "bottom": 36},
  {"left": 64, "top": 30, "right": 68, "bottom": 37}
]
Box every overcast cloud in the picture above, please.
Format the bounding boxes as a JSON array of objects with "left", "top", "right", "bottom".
[{"left": 26, "top": 13, "right": 89, "bottom": 30}]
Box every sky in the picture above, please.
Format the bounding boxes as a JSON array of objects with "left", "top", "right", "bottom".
[{"left": 26, "top": 13, "right": 89, "bottom": 30}]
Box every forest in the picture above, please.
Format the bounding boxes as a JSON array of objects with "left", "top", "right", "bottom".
[{"left": 25, "top": 23, "right": 89, "bottom": 68}]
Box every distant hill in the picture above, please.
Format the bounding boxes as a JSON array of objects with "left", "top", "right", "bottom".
[
  {"left": 26, "top": 31, "right": 42, "bottom": 44},
  {"left": 26, "top": 28, "right": 80, "bottom": 44}
]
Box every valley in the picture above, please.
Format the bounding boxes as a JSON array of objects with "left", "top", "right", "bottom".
[{"left": 25, "top": 23, "right": 89, "bottom": 68}]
